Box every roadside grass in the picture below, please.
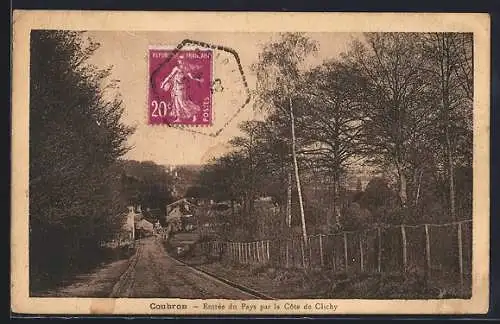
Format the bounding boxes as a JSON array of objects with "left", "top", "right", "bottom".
[
  {"left": 161, "top": 236, "right": 471, "bottom": 299},
  {"left": 193, "top": 258, "right": 471, "bottom": 299}
]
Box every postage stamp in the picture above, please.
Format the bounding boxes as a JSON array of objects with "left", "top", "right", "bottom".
[
  {"left": 149, "top": 47, "right": 213, "bottom": 126},
  {"left": 149, "top": 40, "right": 251, "bottom": 136},
  {"left": 11, "top": 11, "right": 490, "bottom": 316}
]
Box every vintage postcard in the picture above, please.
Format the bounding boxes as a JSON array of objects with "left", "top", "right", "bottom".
[{"left": 11, "top": 11, "right": 490, "bottom": 315}]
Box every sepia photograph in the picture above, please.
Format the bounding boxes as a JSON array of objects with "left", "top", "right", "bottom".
[{"left": 11, "top": 11, "right": 490, "bottom": 315}]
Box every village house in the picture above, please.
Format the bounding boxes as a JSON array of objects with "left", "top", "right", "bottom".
[
  {"left": 135, "top": 218, "right": 154, "bottom": 238},
  {"left": 126, "top": 204, "right": 156, "bottom": 239},
  {"left": 100, "top": 206, "right": 136, "bottom": 248},
  {"left": 166, "top": 198, "right": 198, "bottom": 232}
]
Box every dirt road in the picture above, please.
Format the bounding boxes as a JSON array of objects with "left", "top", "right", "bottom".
[{"left": 42, "top": 236, "right": 256, "bottom": 299}]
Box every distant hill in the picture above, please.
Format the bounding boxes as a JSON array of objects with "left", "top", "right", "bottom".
[
  {"left": 164, "top": 164, "right": 204, "bottom": 173},
  {"left": 164, "top": 164, "right": 204, "bottom": 199}
]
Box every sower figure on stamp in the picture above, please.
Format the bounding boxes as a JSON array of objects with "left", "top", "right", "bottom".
[{"left": 160, "top": 56, "right": 204, "bottom": 122}]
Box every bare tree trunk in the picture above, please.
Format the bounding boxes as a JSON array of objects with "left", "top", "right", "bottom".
[
  {"left": 290, "top": 97, "right": 308, "bottom": 247},
  {"left": 287, "top": 169, "right": 292, "bottom": 228},
  {"left": 440, "top": 34, "right": 457, "bottom": 222},
  {"left": 333, "top": 172, "right": 341, "bottom": 226},
  {"left": 414, "top": 169, "right": 423, "bottom": 207},
  {"left": 286, "top": 169, "right": 292, "bottom": 267},
  {"left": 396, "top": 164, "right": 408, "bottom": 208}
]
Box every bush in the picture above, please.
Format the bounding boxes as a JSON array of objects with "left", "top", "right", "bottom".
[{"left": 339, "top": 202, "right": 373, "bottom": 230}]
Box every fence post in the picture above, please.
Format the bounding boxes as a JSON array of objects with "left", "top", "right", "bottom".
[
  {"left": 264, "top": 241, "right": 268, "bottom": 264},
  {"left": 244, "top": 243, "right": 247, "bottom": 264},
  {"left": 300, "top": 239, "right": 306, "bottom": 269},
  {"left": 240, "top": 242, "right": 246, "bottom": 264},
  {"left": 286, "top": 239, "right": 290, "bottom": 268},
  {"left": 256, "top": 241, "right": 260, "bottom": 263},
  {"left": 344, "top": 232, "right": 348, "bottom": 272},
  {"left": 266, "top": 240, "right": 270, "bottom": 263},
  {"left": 306, "top": 236, "right": 313, "bottom": 268},
  {"left": 262, "top": 240, "right": 266, "bottom": 264},
  {"left": 360, "top": 233, "right": 364, "bottom": 272},
  {"left": 332, "top": 236, "right": 336, "bottom": 272},
  {"left": 377, "top": 227, "right": 382, "bottom": 273},
  {"left": 319, "top": 234, "right": 324, "bottom": 267},
  {"left": 458, "top": 222, "right": 464, "bottom": 295},
  {"left": 241, "top": 242, "right": 244, "bottom": 263},
  {"left": 244, "top": 243, "right": 247, "bottom": 263},
  {"left": 236, "top": 243, "right": 239, "bottom": 263},
  {"left": 246, "top": 243, "right": 249, "bottom": 264},
  {"left": 238, "top": 242, "right": 242, "bottom": 263},
  {"left": 401, "top": 225, "right": 407, "bottom": 272},
  {"left": 250, "top": 242, "right": 253, "bottom": 263},
  {"left": 425, "top": 224, "right": 431, "bottom": 278}
]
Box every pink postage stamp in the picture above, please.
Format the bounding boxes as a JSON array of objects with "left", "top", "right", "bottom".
[{"left": 149, "top": 47, "right": 213, "bottom": 126}]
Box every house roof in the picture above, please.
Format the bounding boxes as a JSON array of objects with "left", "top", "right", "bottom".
[
  {"left": 136, "top": 219, "right": 154, "bottom": 230},
  {"left": 166, "top": 205, "right": 184, "bottom": 221},
  {"left": 143, "top": 208, "right": 164, "bottom": 222},
  {"left": 166, "top": 198, "right": 198, "bottom": 209}
]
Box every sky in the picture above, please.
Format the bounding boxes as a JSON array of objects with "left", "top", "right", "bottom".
[{"left": 86, "top": 31, "right": 361, "bottom": 166}]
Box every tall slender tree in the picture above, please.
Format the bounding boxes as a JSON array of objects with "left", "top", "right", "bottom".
[
  {"left": 419, "top": 33, "right": 473, "bottom": 221},
  {"left": 251, "top": 32, "right": 318, "bottom": 246}
]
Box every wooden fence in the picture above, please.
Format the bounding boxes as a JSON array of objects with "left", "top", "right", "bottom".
[{"left": 198, "top": 219, "right": 472, "bottom": 290}]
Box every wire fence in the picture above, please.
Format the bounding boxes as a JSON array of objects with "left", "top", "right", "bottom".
[{"left": 198, "top": 219, "right": 472, "bottom": 291}]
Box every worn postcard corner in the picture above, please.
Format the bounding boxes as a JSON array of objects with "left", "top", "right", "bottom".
[{"left": 11, "top": 10, "right": 490, "bottom": 315}]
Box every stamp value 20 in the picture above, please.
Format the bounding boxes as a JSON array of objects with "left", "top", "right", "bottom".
[{"left": 149, "top": 48, "right": 213, "bottom": 126}]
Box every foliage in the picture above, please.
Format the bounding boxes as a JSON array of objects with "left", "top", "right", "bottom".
[
  {"left": 188, "top": 32, "right": 473, "bottom": 237},
  {"left": 119, "top": 159, "right": 175, "bottom": 212},
  {"left": 29, "top": 30, "right": 135, "bottom": 289}
]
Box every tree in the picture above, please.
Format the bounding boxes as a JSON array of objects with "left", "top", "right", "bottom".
[
  {"left": 29, "top": 31, "right": 134, "bottom": 288},
  {"left": 198, "top": 152, "right": 246, "bottom": 204},
  {"left": 419, "top": 33, "right": 473, "bottom": 221},
  {"left": 252, "top": 32, "right": 318, "bottom": 246},
  {"left": 342, "top": 33, "right": 435, "bottom": 210},
  {"left": 299, "top": 61, "right": 366, "bottom": 227},
  {"left": 120, "top": 160, "right": 175, "bottom": 212}
]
